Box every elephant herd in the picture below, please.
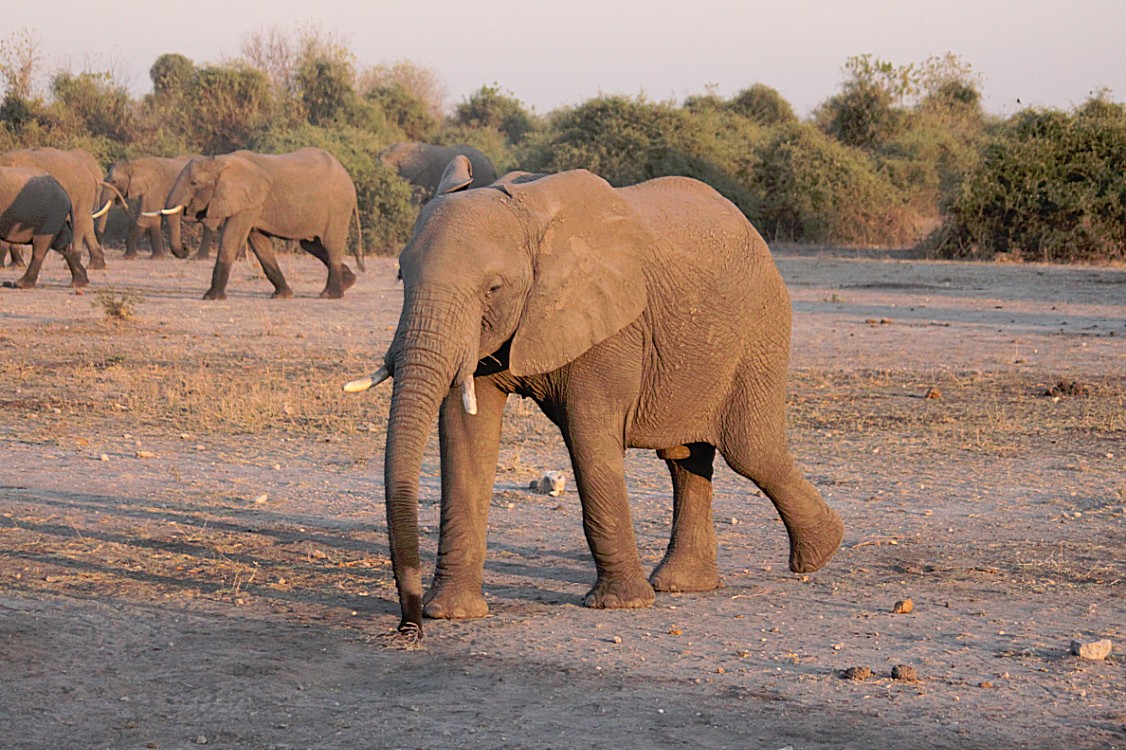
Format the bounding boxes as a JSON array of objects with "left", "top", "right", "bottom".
[
  {"left": 3, "top": 139, "right": 846, "bottom": 638},
  {"left": 0, "top": 141, "right": 497, "bottom": 299}
]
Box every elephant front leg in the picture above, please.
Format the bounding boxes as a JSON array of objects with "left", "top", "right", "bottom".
[
  {"left": 566, "top": 427, "right": 655, "bottom": 610},
  {"left": 203, "top": 218, "right": 249, "bottom": 300},
  {"left": 424, "top": 380, "right": 507, "bottom": 620},
  {"left": 649, "top": 443, "right": 721, "bottom": 593},
  {"left": 123, "top": 221, "right": 143, "bottom": 258}
]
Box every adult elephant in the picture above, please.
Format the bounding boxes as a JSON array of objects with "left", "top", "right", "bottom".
[
  {"left": 100, "top": 155, "right": 216, "bottom": 259},
  {"left": 163, "top": 148, "right": 364, "bottom": 300},
  {"left": 345, "top": 163, "right": 844, "bottom": 637},
  {"left": 0, "top": 147, "right": 109, "bottom": 269},
  {"left": 0, "top": 166, "right": 86, "bottom": 289},
  {"left": 380, "top": 142, "right": 497, "bottom": 200}
]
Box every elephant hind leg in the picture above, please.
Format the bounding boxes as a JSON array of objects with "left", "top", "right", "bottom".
[
  {"left": 300, "top": 238, "right": 354, "bottom": 299},
  {"left": 248, "top": 232, "right": 292, "bottom": 298},
  {"left": 649, "top": 443, "right": 721, "bottom": 592},
  {"left": 719, "top": 415, "right": 843, "bottom": 574}
]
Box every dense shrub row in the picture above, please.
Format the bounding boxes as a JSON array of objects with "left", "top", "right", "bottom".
[{"left": 1, "top": 32, "right": 1122, "bottom": 262}]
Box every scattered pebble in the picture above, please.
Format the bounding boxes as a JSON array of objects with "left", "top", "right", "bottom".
[
  {"left": 100, "top": 454, "right": 109, "bottom": 462},
  {"left": 611, "top": 636, "right": 622, "bottom": 644},
  {"left": 924, "top": 387, "right": 941, "bottom": 399},
  {"left": 892, "top": 664, "right": 919, "bottom": 681},
  {"left": 252, "top": 494, "right": 269, "bottom": 505},
  {"left": 135, "top": 450, "right": 156, "bottom": 459},
  {"left": 842, "top": 666, "right": 873, "bottom": 680},
  {"left": 1070, "top": 639, "right": 1113, "bottom": 660},
  {"left": 892, "top": 599, "right": 914, "bottom": 614}
]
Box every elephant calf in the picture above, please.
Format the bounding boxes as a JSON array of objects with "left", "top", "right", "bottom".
[
  {"left": 348, "top": 161, "right": 844, "bottom": 636},
  {"left": 0, "top": 167, "right": 85, "bottom": 289}
]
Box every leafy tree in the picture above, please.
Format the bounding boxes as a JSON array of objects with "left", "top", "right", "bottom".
[
  {"left": 191, "top": 64, "right": 274, "bottom": 153},
  {"left": 727, "top": 84, "right": 797, "bottom": 126},
  {"left": 50, "top": 71, "right": 134, "bottom": 141},
  {"left": 297, "top": 55, "right": 356, "bottom": 126},
  {"left": 453, "top": 85, "right": 537, "bottom": 144},
  {"left": 150, "top": 53, "right": 195, "bottom": 100},
  {"left": 366, "top": 82, "right": 436, "bottom": 141}
]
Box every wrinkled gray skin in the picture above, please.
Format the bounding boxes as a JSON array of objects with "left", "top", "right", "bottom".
[
  {"left": 99, "top": 155, "right": 216, "bottom": 260},
  {"left": 380, "top": 142, "right": 498, "bottom": 200},
  {"left": 373, "top": 166, "right": 844, "bottom": 635},
  {"left": 0, "top": 147, "right": 107, "bottom": 269},
  {"left": 0, "top": 166, "right": 84, "bottom": 289},
  {"left": 165, "top": 148, "right": 361, "bottom": 300}
]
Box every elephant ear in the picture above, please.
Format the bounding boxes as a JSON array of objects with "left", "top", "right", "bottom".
[
  {"left": 129, "top": 164, "right": 155, "bottom": 199},
  {"left": 209, "top": 157, "right": 271, "bottom": 219},
  {"left": 507, "top": 170, "right": 649, "bottom": 377},
  {"left": 435, "top": 155, "right": 474, "bottom": 195}
]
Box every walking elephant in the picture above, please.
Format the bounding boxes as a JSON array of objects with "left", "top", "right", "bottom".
[
  {"left": 100, "top": 155, "right": 216, "bottom": 259},
  {"left": 345, "top": 164, "right": 844, "bottom": 636},
  {"left": 163, "top": 148, "right": 363, "bottom": 300},
  {"left": 0, "top": 147, "right": 109, "bottom": 269},
  {"left": 380, "top": 142, "right": 498, "bottom": 201},
  {"left": 0, "top": 166, "right": 86, "bottom": 289}
]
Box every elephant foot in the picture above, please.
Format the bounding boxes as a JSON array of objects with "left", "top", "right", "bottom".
[
  {"left": 8, "top": 278, "right": 36, "bottom": 289},
  {"left": 202, "top": 289, "right": 227, "bottom": 301},
  {"left": 69, "top": 276, "right": 89, "bottom": 289},
  {"left": 319, "top": 286, "right": 345, "bottom": 299},
  {"left": 150, "top": 251, "right": 171, "bottom": 260},
  {"left": 583, "top": 574, "right": 655, "bottom": 609},
  {"left": 89, "top": 258, "right": 107, "bottom": 270},
  {"left": 787, "top": 506, "right": 844, "bottom": 574},
  {"left": 342, "top": 266, "right": 356, "bottom": 290},
  {"left": 122, "top": 252, "right": 139, "bottom": 260},
  {"left": 649, "top": 555, "right": 720, "bottom": 593},
  {"left": 193, "top": 253, "right": 211, "bottom": 261},
  {"left": 271, "top": 287, "right": 294, "bottom": 300},
  {"left": 423, "top": 584, "right": 489, "bottom": 620}
]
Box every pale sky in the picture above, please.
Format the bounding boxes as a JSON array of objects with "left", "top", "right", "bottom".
[{"left": 6, "top": 0, "right": 1124, "bottom": 117}]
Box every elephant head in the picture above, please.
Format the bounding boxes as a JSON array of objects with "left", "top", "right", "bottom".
[
  {"left": 165, "top": 155, "right": 270, "bottom": 223},
  {"left": 349, "top": 164, "right": 648, "bottom": 634}
]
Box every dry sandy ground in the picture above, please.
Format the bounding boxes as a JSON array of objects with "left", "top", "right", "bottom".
[{"left": 0, "top": 246, "right": 1123, "bottom": 749}]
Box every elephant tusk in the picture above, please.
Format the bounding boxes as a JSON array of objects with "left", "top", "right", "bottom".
[
  {"left": 91, "top": 200, "right": 112, "bottom": 219},
  {"left": 140, "top": 209, "right": 163, "bottom": 217},
  {"left": 161, "top": 205, "right": 185, "bottom": 216},
  {"left": 342, "top": 365, "right": 390, "bottom": 394},
  {"left": 460, "top": 378, "right": 478, "bottom": 415}
]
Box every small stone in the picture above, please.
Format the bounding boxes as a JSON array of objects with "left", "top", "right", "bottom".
[
  {"left": 252, "top": 494, "right": 269, "bottom": 505},
  {"left": 196, "top": 736, "right": 208, "bottom": 746},
  {"left": 891, "top": 664, "right": 919, "bottom": 681},
  {"left": 1070, "top": 639, "right": 1113, "bottom": 660},
  {"left": 892, "top": 599, "right": 914, "bottom": 614},
  {"left": 979, "top": 681, "right": 993, "bottom": 688},
  {"left": 611, "top": 635, "right": 622, "bottom": 644},
  {"left": 842, "top": 666, "right": 872, "bottom": 680},
  {"left": 924, "top": 387, "right": 941, "bottom": 399},
  {"left": 100, "top": 454, "right": 109, "bottom": 462},
  {"left": 136, "top": 450, "right": 156, "bottom": 459}
]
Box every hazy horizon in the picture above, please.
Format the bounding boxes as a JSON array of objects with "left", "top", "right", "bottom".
[{"left": 4, "top": 1, "right": 1124, "bottom": 117}]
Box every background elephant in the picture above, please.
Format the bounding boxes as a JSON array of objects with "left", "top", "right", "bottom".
[
  {"left": 0, "top": 147, "right": 108, "bottom": 270},
  {"left": 164, "top": 147, "right": 363, "bottom": 300},
  {"left": 0, "top": 166, "right": 85, "bottom": 289},
  {"left": 380, "top": 142, "right": 498, "bottom": 201},
  {"left": 99, "top": 155, "right": 216, "bottom": 260},
  {"left": 351, "top": 164, "right": 844, "bottom": 635}
]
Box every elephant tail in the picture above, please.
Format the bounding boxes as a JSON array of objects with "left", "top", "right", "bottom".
[{"left": 351, "top": 201, "right": 366, "bottom": 273}]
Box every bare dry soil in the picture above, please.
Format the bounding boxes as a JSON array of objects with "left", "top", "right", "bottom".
[{"left": 1, "top": 247, "right": 1123, "bottom": 749}]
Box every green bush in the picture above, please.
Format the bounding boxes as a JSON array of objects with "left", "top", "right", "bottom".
[
  {"left": 938, "top": 98, "right": 1126, "bottom": 262},
  {"left": 752, "top": 122, "right": 912, "bottom": 245},
  {"left": 452, "top": 85, "right": 538, "bottom": 145}
]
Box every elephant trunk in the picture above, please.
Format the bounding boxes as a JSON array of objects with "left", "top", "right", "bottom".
[{"left": 383, "top": 287, "right": 481, "bottom": 634}]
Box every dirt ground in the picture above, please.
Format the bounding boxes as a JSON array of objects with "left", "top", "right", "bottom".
[{"left": 1, "top": 245, "right": 1123, "bottom": 750}]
